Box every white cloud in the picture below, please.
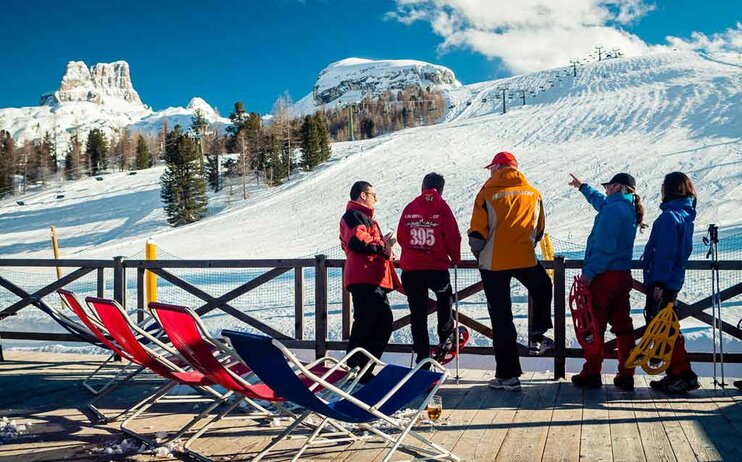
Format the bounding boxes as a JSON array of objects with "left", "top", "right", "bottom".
[
  {"left": 386, "top": 1, "right": 658, "bottom": 73},
  {"left": 666, "top": 22, "right": 742, "bottom": 54}
]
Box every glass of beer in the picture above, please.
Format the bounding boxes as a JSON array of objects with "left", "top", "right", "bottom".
[{"left": 426, "top": 395, "right": 443, "bottom": 427}]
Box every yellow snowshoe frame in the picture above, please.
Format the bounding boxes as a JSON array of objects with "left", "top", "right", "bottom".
[{"left": 625, "top": 302, "right": 680, "bottom": 375}]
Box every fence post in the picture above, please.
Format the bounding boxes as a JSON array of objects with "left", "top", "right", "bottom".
[
  {"left": 294, "top": 267, "right": 304, "bottom": 340},
  {"left": 113, "top": 256, "right": 126, "bottom": 311},
  {"left": 111, "top": 256, "right": 126, "bottom": 362},
  {"left": 342, "top": 264, "right": 352, "bottom": 340},
  {"left": 97, "top": 267, "right": 105, "bottom": 297},
  {"left": 137, "top": 268, "right": 145, "bottom": 324},
  {"left": 553, "top": 256, "right": 566, "bottom": 379},
  {"left": 315, "top": 255, "right": 328, "bottom": 359}
]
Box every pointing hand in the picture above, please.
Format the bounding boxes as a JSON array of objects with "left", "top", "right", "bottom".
[{"left": 568, "top": 174, "right": 583, "bottom": 189}]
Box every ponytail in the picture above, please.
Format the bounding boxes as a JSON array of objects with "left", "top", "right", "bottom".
[
  {"left": 632, "top": 192, "right": 648, "bottom": 233},
  {"left": 621, "top": 185, "right": 647, "bottom": 232}
]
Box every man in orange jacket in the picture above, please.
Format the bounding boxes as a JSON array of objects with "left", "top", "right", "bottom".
[
  {"left": 340, "top": 181, "right": 400, "bottom": 382},
  {"left": 469, "top": 152, "right": 553, "bottom": 392}
]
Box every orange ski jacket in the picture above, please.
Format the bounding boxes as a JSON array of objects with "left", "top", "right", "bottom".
[{"left": 468, "top": 167, "right": 545, "bottom": 271}]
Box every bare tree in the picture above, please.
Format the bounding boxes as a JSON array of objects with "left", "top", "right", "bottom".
[{"left": 271, "top": 91, "right": 294, "bottom": 180}]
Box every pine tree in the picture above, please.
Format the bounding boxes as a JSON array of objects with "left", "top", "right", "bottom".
[
  {"left": 0, "top": 130, "right": 15, "bottom": 197},
  {"left": 42, "top": 132, "right": 57, "bottom": 174},
  {"left": 266, "top": 133, "right": 287, "bottom": 185},
  {"left": 205, "top": 135, "right": 225, "bottom": 192},
  {"left": 227, "top": 101, "right": 249, "bottom": 153},
  {"left": 28, "top": 135, "right": 53, "bottom": 184},
  {"left": 300, "top": 115, "right": 321, "bottom": 170},
  {"left": 64, "top": 132, "right": 83, "bottom": 180},
  {"left": 135, "top": 135, "right": 151, "bottom": 170},
  {"left": 360, "top": 118, "right": 375, "bottom": 139},
  {"left": 160, "top": 125, "right": 207, "bottom": 226},
  {"left": 86, "top": 128, "right": 108, "bottom": 175},
  {"left": 315, "top": 113, "right": 332, "bottom": 161}
]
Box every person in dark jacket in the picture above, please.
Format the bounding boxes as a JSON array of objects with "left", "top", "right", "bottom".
[
  {"left": 568, "top": 172, "right": 646, "bottom": 391},
  {"left": 339, "top": 181, "right": 400, "bottom": 382},
  {"left": 643, "top": 172, "right": 700, "bottom": 393},
  {"left": 397, "top": 173, "right": 462, "bottom": 366}
]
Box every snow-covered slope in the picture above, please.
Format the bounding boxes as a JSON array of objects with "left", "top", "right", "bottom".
[
  {"left": 1, "top": 51, "right": 740, "bottom": 364},
  {"left": 292, "top": 57, "right": 461, "bottom": 115},
  {"left": 1, "top": 51, "right": 740, "bottom": 260},
  {"left": 0, "top": 61, "right": 229, "bottom": 151}
]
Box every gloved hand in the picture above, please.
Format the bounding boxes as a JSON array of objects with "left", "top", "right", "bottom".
[{"left": 652, "top": 285, "right": 663, "bottom": 303}]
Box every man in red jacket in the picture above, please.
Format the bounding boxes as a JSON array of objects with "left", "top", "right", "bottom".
[
  {"left": 340, "top": 181, "right": 399, "bottom": 381},
  {"left": 397, "top": 173, "right": 462, "bottom": 366}
]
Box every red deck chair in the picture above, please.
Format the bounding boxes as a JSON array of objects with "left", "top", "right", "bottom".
[
  {"left": 148, "top": 301, "right": 354, "bottom": 462},
  {"left": 58, "top": 289, "right": 184, "bottom": 422},
  {"left": 57, "top": 289, "right": 148, "bottom": 401},
  {"left": 85, "top": 296, "right": 271, "bottom": 448}
]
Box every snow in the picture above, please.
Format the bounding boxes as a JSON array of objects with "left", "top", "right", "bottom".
[
  {"left": 0, "top": 417, "right": 31, "bottom": 444},
  {"left": 0, "top": 51, "right": 740, "bottom": 371},
  {"left": 90, "top": 437, "right": 175, "bottom": 458}
]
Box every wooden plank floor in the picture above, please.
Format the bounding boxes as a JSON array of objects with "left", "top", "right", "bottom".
[{"left": 0, "top": 351, "right": 740, "bottom": 462}]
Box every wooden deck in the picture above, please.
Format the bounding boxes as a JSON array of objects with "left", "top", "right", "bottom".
[{"left": 0, "top": 351, "right": 740, "bottom": 462}]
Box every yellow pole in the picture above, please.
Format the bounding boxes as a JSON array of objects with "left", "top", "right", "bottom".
[
  {"left": 50, "top": 226, "right": 62, "bottom": 280},
  {"left": 540, "top": 233, "right": 555, "bottom": 279},
  {"left": 145, "top": 239, "right": 157, "bottom": 309}
]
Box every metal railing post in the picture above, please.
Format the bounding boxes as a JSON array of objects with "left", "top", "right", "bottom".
[
  {"left": 294, "top": 267, "right": 304, "bottom": 340},
  {"left": 314, "top": 255, "right": 328, "bottom": 359},
  {"left": 341, "top": 264, "right": 352, "bottom": 340},
  {"left": 96, "top": 267, "right": 105, "bottom": 297},
  {"left": 112, "top": 256, "right": 126, "bottom": 310},
  {"left": 137, "top": 267, "right": 145, "bottom": 324},
  {"left": 554, "top": 256, "right": 566, "bottom": 379},
  {"left": 112, "top": 256, "right": 125, "bottom": 363}
]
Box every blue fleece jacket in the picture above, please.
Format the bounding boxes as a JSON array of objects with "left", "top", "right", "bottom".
[
  {"left": 580, "top": 183, "right": 638, "bottom": 279},
  {"left": 642, "top": 198, "right": 696, "bottom": 290}
]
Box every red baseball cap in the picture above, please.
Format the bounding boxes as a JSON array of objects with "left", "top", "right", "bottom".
[{"left": 484, "top": 151, "right": 518, "bottom": 169}]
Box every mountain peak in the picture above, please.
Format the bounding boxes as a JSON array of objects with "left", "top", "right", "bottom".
[
  {"left": 41, "top": 60, "right": 143, "bottom": 107},
  {"left": 309, "top": 57, "right": 460, "bottom": 108},
  {"left": 187, "top": 97, "right": 218, "bottom": 118}
]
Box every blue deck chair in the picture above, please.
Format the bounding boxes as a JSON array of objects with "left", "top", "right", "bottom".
[{"left": 223, "top": 330, "right": 460, "bottom": 462}]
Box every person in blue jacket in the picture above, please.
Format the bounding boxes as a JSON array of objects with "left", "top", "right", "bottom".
[
  {"left": 643, "top": 172, "right": 700, "bottom": 393},
  {"left": 568, "top": 172, "right": 646, "bottom": 391}
]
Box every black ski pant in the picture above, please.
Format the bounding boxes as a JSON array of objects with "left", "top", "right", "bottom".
[
  {"left": 480, "top": 263, "right": 553, "bottom": 379},
  {"left": 401, "top": 270, "right": 455, "bottom": 363},
  {"left": 346, "top": 284, "right": 393, "bottom": 380}
]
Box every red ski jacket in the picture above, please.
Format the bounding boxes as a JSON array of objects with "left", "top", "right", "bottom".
[
  {"left": 397, "top": 189, "right": 462, "bottom": 271},
  {"left": 339, "top": 201, "right": 401, "bottom": 291}
]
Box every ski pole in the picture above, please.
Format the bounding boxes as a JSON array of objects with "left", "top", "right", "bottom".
[
  {"left": 454, "top": 264, "right": 461, "bottom": 384},
  {"left": 713, "top": 234, "right": 725, "bottom": 387}
]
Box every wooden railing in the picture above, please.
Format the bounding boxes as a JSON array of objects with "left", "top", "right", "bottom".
[{"left": 1, "top": 256, "right": 740, "bottom": 378}]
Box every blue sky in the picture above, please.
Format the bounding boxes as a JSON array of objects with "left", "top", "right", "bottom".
[{"left": 0, "top": 0, "right": 738, "bottom": 115}]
